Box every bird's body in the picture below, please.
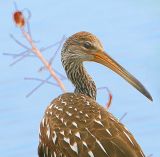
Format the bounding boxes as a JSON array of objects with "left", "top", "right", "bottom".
[
  {"left": 38, "top": 32, "right": 152, "bottom": 157},
  {"left": 38, "top": 93, "right": 144, "bottom": 157}
]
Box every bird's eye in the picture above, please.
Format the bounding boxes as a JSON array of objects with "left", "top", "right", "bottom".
[{"left": 83, "top": 41, "right": 92, "bottom": 49}]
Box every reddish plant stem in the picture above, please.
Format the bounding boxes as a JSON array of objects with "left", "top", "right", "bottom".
[
  {"left": 21, "top": 28, "right": 66, "bottom": 93},
  {"left": 97, "top": 87, "right": 112, "bottom": 109}
]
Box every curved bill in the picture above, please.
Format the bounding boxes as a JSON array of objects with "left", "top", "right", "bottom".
[{"left": 92, "top": 51, "right": 153, "bottom": 101}]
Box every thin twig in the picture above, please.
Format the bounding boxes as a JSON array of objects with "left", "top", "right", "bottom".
[
  {"left": 3, "top": 50, "right": 29, "bottom": 59},
  {"left": 4, "top": 53, "right": 35, "bottom": 58},
  {"left": 10, "top": 34, "right": 30, "bottom": 50},
  {"left": 26, "top": 75, "right": 52, "bottom": 97},
  {"left": 54, "top": 69, "right": 67, "bottom": 80},
  {"left": 10, "top": 51, "right": 32, "bottom": 66},
  {"left": 24, "top": 77, "right": 58, "bottom": 86},
  {"left": 119, "top": 112, "right": 128, "bottom": 122},
  {"left": 9, "top": 42, "right": 61, "bottom": 66},
  {"left": 13, "top": 1, "right": 18, "bottom": 10},
  {"left": 27, "top": 20, "right": 32, "bottom": 36},
  {"left": 21, "top": 28, "right": 66, "bottom": 92},
  {"left": 3, "top": 50, "right": 29, "bottom": 58},
  {"left": 48, "top": 35, "right": 66, "bottom": 65},
  {"left": 39, "top": 35, "right": 66, "bottom": 71},
  {"left": 25, "top": 69, "right": 66, "bottom": 97}
]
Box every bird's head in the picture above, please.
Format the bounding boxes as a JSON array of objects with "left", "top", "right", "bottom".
[
  {"left": 61, "top": 31, "right": 104, "bottom": 62},
  {"left": 61, "top": 31, "right": 153, "bottom": 101}
]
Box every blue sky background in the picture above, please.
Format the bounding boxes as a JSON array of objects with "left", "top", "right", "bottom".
[{"left": 0, "top": 0, "right": 160, "bottom": 156}]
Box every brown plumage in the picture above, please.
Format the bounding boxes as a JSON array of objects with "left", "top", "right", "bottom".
[{"left": 38, "top": 31, "right": 152, "bottom": 157}]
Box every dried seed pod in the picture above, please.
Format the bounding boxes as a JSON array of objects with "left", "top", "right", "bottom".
[{"left": 13, "top": 11, "right": 25, "bottom": 27}]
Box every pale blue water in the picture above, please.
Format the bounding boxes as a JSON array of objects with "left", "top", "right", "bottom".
[{"left": 0, "top": 0, "right": 160, "bottom": 156}]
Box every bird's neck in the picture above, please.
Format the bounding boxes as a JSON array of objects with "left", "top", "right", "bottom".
[{"left": 64, "top": 61, "right": 97, "bottom": 100}]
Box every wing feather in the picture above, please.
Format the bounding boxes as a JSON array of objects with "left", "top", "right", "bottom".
[{"left": 38, "top": 93, "right": 145, "bottom": 157}]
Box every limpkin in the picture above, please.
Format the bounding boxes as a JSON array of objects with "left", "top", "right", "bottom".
[{"left": 38, "top": 31, "right": 152, "bottom": 157}]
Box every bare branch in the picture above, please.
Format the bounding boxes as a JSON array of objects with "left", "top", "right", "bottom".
[
  {"left": 48, "top": 35, "right": 66, "bottom": 65},
  {"left": 10, "top": 51, "right": 32, "bottom": 66},
  {"left": 8, "top": 42, "right": 61, "bottom": 66},
  {"left": 24, "top": 69, "right": 66, "bottom": 97},
  {"left": 25, "top": 75, "right": 52, "bottom": 97},
  {"left": 24, "top": 76, "right": 58, "bottom": 86},
  {"left": 13, "top": 1, "right": 18, "bottom": 10},
  {"left": 119, "top": 112, "right": 128, "bottom": 122},
  {"left": 3, "top": 50, "right": 30, "bottom": 58},
  {"left": 21, "top": 28, "right": 66, "bottom": 92},
  {"left": 39, "top": 35, "right": 66, "bottom": 72},
  {"left": 54, "top": 69, "right": 67, "bottom": 80},
  {"left": 10, "top": 34, "right": 30, "bottom": 49}
]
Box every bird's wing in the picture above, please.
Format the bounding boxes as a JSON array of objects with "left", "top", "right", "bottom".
[
  {"left": 83, "top": 110, "right": 145, "bottom": 157},
  {"left": 39, "top": 93, "right": 145, "bottom": 157}
]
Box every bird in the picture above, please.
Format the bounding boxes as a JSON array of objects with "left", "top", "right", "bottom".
[{"left": 38, "top": 31, "right": 153, "bottom": 157}]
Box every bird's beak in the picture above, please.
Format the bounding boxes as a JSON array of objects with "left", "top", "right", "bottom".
[{"left": 92, "top": 51, "right": 153, "bottom": 101}]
